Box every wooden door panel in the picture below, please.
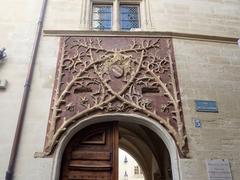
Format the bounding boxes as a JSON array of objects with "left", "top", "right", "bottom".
[
  {"left": 68, "top": 171, "right": 111, "bottom": 180},
  {"left": 60, "top": 122, "right": 118, "bottom": 180},
  {"left": 69, "top": 160, "right": 112, "bottom": 170},
  {"left": 71, "top": 151, "right": 111, "bottom": 160}
]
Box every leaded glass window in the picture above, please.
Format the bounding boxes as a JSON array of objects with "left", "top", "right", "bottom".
[
  {"left": 120, "top": 5, "right": 140, "bottom": 30},
  {"left": 92, "top": 5, "right": 112, "bottom": 30}
]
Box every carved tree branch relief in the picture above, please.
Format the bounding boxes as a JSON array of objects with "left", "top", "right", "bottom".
[{"left": 44, "top": 37, "right": 188, "bottom": 157}]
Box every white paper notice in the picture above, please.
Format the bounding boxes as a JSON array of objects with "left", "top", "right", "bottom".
[{"left": 206, "top": 159, "right": 232, "bottom": 180}]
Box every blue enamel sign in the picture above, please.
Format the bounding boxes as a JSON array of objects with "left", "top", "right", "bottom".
[
  {"left": 194, "top": 119, "right": 201, "bottom": 128},
  {"left": 195, "top": 100, "right": 218, "bottom": 113}
]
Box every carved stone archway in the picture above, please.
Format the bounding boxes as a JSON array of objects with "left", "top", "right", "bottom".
[
  {"left": 50, "top": 114, "right": 183, "bottom": 180},
  {"left": 44, "top": 36, "right": 188, "bottom": 157}
]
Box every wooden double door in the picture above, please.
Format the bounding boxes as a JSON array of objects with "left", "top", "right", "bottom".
[{"left": 60, "top": 122, "right": 119, "bottom": 180}]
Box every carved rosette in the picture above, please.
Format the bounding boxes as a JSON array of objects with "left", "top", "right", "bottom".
[{"left": 44, "top": 37, "right": 188, "bottom": 157}]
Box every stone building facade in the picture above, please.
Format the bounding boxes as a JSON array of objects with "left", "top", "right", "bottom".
[
  {"left": 0, "top": 0, "right": 240, "bottom": 180},
  {"left": 118, "top": 149, "right": 144, "bottom": 180}
]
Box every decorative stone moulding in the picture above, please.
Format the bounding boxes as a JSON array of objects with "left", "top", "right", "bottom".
[{"left": 44, "top": 36, "right": 188, "bottom": 157}]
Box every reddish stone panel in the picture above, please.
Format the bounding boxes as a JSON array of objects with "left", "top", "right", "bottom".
[{"left": 44, "top": 36, "right": 188, "bottom": 157}]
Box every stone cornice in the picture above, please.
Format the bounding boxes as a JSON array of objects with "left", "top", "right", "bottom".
[{"left": 43, "top": 30, "right": 238, "bottom": 44}]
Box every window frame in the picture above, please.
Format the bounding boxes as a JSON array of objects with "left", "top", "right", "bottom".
[
  {"left": 91, "top": 3, "right": 113, "bottom": 31},
  {"left": 119, "top": 4, "right": 141, "bottom": 31},
  {"left": 90, "top": 0, "right": 143, "bottom": 31}
]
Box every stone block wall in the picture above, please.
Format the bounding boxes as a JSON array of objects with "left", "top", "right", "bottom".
[
  {"left": 12, "top": 37, "right": 59, "bottom": 180},
  {"left": 174, "top": 39, "right": 240, "bottom": 180},
  {"left": 44, "top": 0, "right": 240, "bottom": 37},
  {"left": 0, "top": 0, "right": 42, "bottom": 179},
  {"left": 150, "top": 0, "right": 240, "bottom": 37}
]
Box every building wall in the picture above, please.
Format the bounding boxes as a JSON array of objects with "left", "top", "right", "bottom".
[
  {"left": 119, "top": 149, "right": 145, "bottom": 180},
  {"left": 12, "top": 36, "right": 59, "bottom": 180},
  {"left": 44, "top": 0, "right": 240, "bottom": 36},
  {"left": 150, "top": 0, "right": 240, "bottom": 37},
  {"left": 0, "top": 0, "right": 44, "bottom": 179},
  {"left": 174, "top": 40, "right": 240, "bottom": 180},
  {"left": 0, "top": 0, "right": 239, "bottom": 180}
]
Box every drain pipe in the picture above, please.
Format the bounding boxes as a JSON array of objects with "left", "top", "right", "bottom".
[{"left": 5, "top": 0, "right": 48, "bottom": 179}]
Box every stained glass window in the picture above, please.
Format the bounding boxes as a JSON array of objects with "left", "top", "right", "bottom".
[
  {"left": 92, "top": 5, "right": 112, "bottom": 30},
  {"left": 120, "top": 5, "right": 140, "bottom": 30}
]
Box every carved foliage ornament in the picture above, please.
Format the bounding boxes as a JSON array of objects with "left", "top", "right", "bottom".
[{"left": 44, "top": 37, "right": 188, "bottom": 157}]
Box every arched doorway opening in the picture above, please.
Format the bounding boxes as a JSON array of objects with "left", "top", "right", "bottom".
[
  {"left": 51, "top": 114, "right": 181, "bottom": 180},
  {"left": 119, "top": 148, "right": 145, "bottom": 180},
  {"left": 119, "top": 122, "right": 172, "bottom": 180}
]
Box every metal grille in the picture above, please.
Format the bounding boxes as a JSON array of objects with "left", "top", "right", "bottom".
[
  {"left": 92, "top": 5, "right": 112, "bottom": 30},
  {"left": 120, "top": 5, "right": 140, "bottom": 30}
]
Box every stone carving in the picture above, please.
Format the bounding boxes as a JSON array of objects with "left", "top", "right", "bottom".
[{"left": 44, "top": 37, "right": 188, "bottom": 157}]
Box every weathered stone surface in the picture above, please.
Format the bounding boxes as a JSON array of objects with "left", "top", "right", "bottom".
[
  {"left": 174, "top": 39, "right": 240, "bottom": 180},
  {"left": 1, "top": 0, "right": 240, "bottom": 180}
]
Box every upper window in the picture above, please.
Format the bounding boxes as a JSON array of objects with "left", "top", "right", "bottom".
[
  {"left": 92, "top": 2, "right": 140, "bottom": 31},
  {"left": 120, "top": 5, "right": 140, "bottom": 30},
  {"left": 92, "top": 5, "right": 112, "bottom": 30}
]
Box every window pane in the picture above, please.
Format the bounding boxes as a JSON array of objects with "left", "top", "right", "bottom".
[
  {"left": 92, "top": 5, "right": 112, "bottom": 30},
  {"left": 93, "top": 12, "right": 112, "bottom": 21},
  {"left": 120, "top": 5, "right": 140, "bottom": 30},
  {"left": 121, "top": 20, "right": 139, "bottom": 30},
  {"left": 92, "top": 20, "right": 111, "bottom": 30},
  {"left": 121, "top": 13, "right": 138, "bottom": 21},
  {"left": 93, "top": 6, "right": 112, "bottom": 13}
]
